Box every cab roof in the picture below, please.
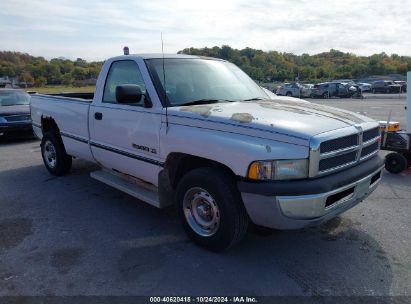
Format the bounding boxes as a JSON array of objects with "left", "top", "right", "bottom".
[{"left": 109, "top": 53, "right": 224, "bottom": 61}]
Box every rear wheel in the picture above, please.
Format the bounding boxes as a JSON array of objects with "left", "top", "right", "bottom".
[
  {"left": 176, "top": 167, "right": 248, "bottom": 251},
  {"left": 385, "top": 152, "right": 407, "bottom": 174},
  {"left": 286, "top": 92, "right": 292, "bottom": 97},
  {"left": 322, "top": 92, "right": 329, "bottom": 99},
  {"left": 41, "top": 132, "right": 72, "bottom": 176}
]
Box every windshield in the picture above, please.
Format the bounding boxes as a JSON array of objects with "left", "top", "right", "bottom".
[
  {"left": 0, "top": 91, "right": 30, "bottom": 106},
  {"left": 145, "top": 58, "right": 268, "bottom": 106}
]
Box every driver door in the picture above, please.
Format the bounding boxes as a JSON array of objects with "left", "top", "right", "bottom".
[{"left": 89, "top": 59, "right": 162, "bottom": 186}]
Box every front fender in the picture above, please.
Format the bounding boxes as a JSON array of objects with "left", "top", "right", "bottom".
[{"left": 160, "top": 124, "right": 309, "bottom": 177}]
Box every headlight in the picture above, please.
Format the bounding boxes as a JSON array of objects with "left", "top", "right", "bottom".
[
  {"left": 0, "top": 117, "right": 7, "bottom": 123},
  {"left": 247, "top": 159, "right": 308, "bottom": 180}
]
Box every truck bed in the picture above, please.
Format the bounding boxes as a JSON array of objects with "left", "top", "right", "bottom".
[
  {"left": 32, "top": 92, "right": 94, "bottom": 103},
  {"left": 46, "top": 92, "right": 94, "bottom": 100},
  {"left": 30, "top": 92, "right": 94, "bottom": 161}
]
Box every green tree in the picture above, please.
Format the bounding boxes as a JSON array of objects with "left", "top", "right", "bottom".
[
  {"left": 62, "top": 73, "right": 73, "bottom": 86},
  {"left": 35, "top": 76, "right": 47, "bottom": 87}
]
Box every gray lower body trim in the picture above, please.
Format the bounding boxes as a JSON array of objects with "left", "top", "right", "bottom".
[{"left": 241, "top": 166, "right": 383, "bottom": 230}]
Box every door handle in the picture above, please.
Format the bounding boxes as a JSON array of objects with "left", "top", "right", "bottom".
[{"left": 94, "top": 112, "right": 103, "bottom": 120}]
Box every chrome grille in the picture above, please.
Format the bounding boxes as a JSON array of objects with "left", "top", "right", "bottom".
[
  {"left": 319, "top": 151, "right": 357, "bottom": 171},
  {"left": 320, "top": 134, "right": 358, "bottom": 153},
  {"left": 363, "top": 127, "right": 380, "bottom": 142},
  {"left": 5, "top": 114, "right": 31, "bottom": 122},
  {"left": 361, "top": 142, "right": 379, "bottom": 158},
  {"left": 309, "top": 124, "right": 381, "bottom": 177}
]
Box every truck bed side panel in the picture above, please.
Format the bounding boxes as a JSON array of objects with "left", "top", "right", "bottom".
[{"left": 31, "top": 95, "right": 94, "bottom": 162}]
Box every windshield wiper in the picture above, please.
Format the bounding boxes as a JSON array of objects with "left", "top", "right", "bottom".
[
  {"left": 243, "top": 97, "right": 265, "bottom": 101},
  {"left": 178, "top": 99, "right": 234, "bottom": 106}
]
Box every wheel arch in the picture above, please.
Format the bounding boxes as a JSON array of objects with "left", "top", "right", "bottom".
[
  {"left": 41, "top": 116, "right": 60, "bottom": 135},
  {"left": 157, "top": 152, "right": 240, "bottom": 207},
  {"left": 165, "top": 152, "right": 238, "bottom": 189}
]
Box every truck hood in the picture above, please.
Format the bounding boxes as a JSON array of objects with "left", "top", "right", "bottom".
[
  {"left": 0, "top": 104, "right": 30, "bottom": 116},
  {"left": 168, "top": 98, "right": 374, "bottom": 146}
]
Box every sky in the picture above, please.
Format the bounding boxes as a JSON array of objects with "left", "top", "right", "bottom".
[{"left": 1, "top": 0, "right": 411, "bottom": 61}]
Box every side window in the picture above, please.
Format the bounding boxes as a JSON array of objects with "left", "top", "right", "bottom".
[
  {"left": 337, "top": 84, "right": 346, "bottom": 93},
  {"left": 103, "top": 60, "right": 146, "bottom": 104}
]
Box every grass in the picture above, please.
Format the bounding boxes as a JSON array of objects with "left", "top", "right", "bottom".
[{"left": 25, "top": 85, "right": 95, "bottom": 94}]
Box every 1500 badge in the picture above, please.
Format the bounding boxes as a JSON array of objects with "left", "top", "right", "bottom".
[{"left": 132, "top": 143, "right": 157, "bottom": 154}]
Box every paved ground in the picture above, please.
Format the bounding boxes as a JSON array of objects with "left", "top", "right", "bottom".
[
  {"left": 0, "top": 97, "right": 410, "bottom": 296},
  {"left": 309, "top": 94, "right": 407, "bottom": 127}
]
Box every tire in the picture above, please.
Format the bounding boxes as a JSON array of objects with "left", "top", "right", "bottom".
[
  {"left": 385, "top": 152, "right": 407, "bottom": 174},
  {"left": 403, "top": 152, "right": 411, "bottom": 168},
  {"left": 372, "top": 89, "right": 376, "bottom": 94},
  {"left": 286, "top": 92, "right": 292, "bottom": 97},
  {"left": 41, "top": 132, "right": 72, "bottom": 176},
  {"left": 176, "top": 167, "right": 248, "bottom": 251},
  {"left": 322, "top": 92, "right": 329, "bottom": 99}
]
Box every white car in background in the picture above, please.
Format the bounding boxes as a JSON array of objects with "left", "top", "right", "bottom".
[
  {"left": 276, "top": 83, "right": 312, "bottom": 98},
  {"left": 357, "top": 83, "right": 372, "bottom": 92}
]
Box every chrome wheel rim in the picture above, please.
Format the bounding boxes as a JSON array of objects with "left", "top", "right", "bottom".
[
  {"left": 183, "top": 187, "right": 220, "bottom": 237},
  {"left": 44, "top": 140, "right": 57, "bottom": 168}
]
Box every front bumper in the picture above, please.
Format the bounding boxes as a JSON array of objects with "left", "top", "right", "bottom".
[
  {"left": 238, "top": 155, "right": 384, "bottom": 230},
  {"left": 0, "top": 121, "right": 33, "bottom": 137}
]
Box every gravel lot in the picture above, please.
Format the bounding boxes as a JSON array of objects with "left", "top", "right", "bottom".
[{"left": 0, "top": 96, "right": 410, "bottom": 296}]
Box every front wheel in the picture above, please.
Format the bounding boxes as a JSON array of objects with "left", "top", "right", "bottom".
[
  {"left": 41, "top": 132, "right": 72, "bottom": 176},
  {"left": 176, "top": 168, "right": 248, "bottom": 251}
]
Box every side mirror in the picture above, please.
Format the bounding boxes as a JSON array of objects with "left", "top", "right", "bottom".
[
  {"left": 116, "top": 84, "right": 142, "bottom": 104},
  {"left": 115, "top": 84, "right": 153, "bottom": 108}
]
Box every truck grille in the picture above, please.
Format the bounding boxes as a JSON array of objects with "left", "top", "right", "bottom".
[
  {"left": 310, "top": 125, "right": 380, "bottom": 177},
  {"left": 5, "top": 114, "right": 31, "bottom": 122},
  {"left": 363, "top": 127, "right": 380, "bottom": 142},
  {"left": 361, "top": 141, "right": 379, "bottom": 158},
  {"left": 320, "top": 134, "right": 358, "bottom": 153},
  {"left": 319, "top": 151, "right": 357, "bottom": 171}
]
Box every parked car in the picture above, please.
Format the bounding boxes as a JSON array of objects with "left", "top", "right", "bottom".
[
  {"left": 276, "top": 82, "right": 311, "bottom": 98},
  {"left": 311, "top": 82, "right": 353, "bottom": 98},
  {"left": 30, "top": 53, "right": 383, "bottom": 251},
  {"left": 371, "top": 81, "right": 402, "bottom": 93},
  {"left": 0, "top": 89, "right": 32, "bottom": 138},
  {"left": 262, "top": 87, "right": 311, "bottom": 103},
  {"left": 357, "top": 82, "right": 372, "bottom": 92},
  {"left": 394, "top": 81, "right": 407, "bottom": 93}
]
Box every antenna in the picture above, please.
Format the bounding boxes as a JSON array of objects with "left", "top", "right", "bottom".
[{"left": 161, "top": 32, "right": 169, "bottom": 131}]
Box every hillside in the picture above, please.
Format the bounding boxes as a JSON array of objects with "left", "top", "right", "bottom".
[
  {"left": 0, "top": 51, "right": 102, "bottom": 87},
  {"left": 1, "top": 47, "right": 411, "bottom": 87},
  {"left": 179, "top": 46, "right": 411, "bottom": 82}
]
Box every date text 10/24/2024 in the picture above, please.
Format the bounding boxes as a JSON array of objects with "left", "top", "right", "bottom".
[{"left": 149, "top": 297, "right": 258, "bottom": 303}]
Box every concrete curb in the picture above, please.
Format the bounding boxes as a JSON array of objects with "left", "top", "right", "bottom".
[{"left": 363, "top": 93, "right": 406, "bottom": 100}]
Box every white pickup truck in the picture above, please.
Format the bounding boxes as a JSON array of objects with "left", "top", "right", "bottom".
[{"left": 31, "top": 54, "right": 384, "bottom": 251}]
